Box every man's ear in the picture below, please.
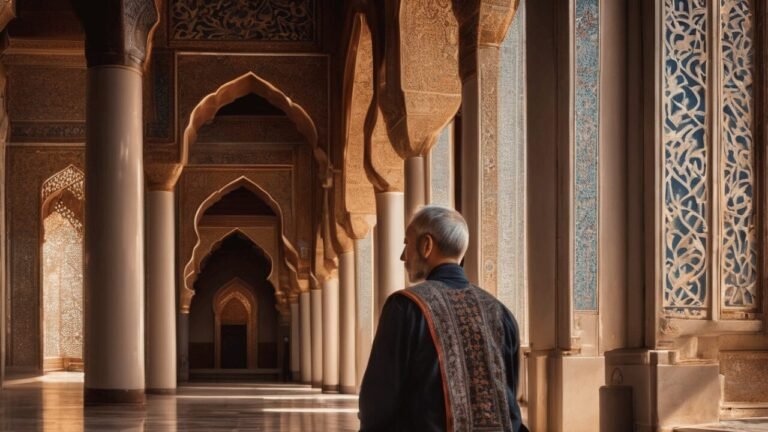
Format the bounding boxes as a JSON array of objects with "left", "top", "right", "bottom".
[{"left": 420, "top": 234, "right": 434, "bottom": 259}]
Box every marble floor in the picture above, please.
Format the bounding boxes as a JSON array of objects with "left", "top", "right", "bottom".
[
  {"left": 677, "top": 419, "right": 768, "bottom": 432},
  {"left": 0, "top": 373, "right": 360, "bottom": 431}
]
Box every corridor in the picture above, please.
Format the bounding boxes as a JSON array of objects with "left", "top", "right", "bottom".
[{"left": 0, "top": 373, "right": 360, "bottom": 431}]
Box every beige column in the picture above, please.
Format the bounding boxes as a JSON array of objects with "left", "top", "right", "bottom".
[
  {"left": 146, "top": 190, "right": 177, "bottom": 393},
  {"left": 375, "top": 192, "right": 405, "bottom": 313},
  {"left": 310, "top": 287, "right": 323, "bottom": 388},
  {"left": 354, "top": 234, "right": 375, "bottom": 389},
  {"left": 405, "top": 156, "right": 426, "bottom": 222},
  {"left": 290, "top": 299, "right": 301, "bottom": 381},
  {"left": 460, "top": 74, "right": 482, "bottom": 285},
  {"left": 338, "top": 251, "right": 356, "bottom": 394},
  {"left": 299, "top": 291, "right": 312, "bottom": 384},
  {"left": 84, "top": 66, "right": 146, "bottom": 404},
  {"left": 322, "top": 277, "right": 340, "bottom": 393}
]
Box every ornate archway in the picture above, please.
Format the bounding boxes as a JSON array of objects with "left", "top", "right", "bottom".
[
  {"left": 40, "top": 165, "right": 84, "bottom": 372},
  {"left": 213, "top": 278, "right": 258, "bottom": 369},
  {"left": 181, "top": 177, "right": 301, "bottom": 313}
]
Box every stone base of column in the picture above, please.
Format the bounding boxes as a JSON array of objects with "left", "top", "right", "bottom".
[
  {"left": 292, "top": 371, "right": 301, "bottom": 382},
  {"left": 340, "top": 385, "right": 357, "bottom": 395},
  {"left": 84, "top": 388, "right": 146, "bottom": 405},
  {"left": 146, "top": 388, "right": 176, "bottom": 395},
  {"left": 526, "top": 351, "right": 605, "bottom": 432},
  {"left": 311, "top": 381, "right": 322, "bottom": 389},
  {"left": 605, "top": 349, "right": 720, "bottom": 432},
  {"left": 322, "top": 385, "right": 340, "bottom": 394}
]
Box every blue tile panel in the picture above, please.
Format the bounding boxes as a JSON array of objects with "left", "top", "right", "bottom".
[{"left": 574, "top": 0, "right": 600, "bottom": 311}]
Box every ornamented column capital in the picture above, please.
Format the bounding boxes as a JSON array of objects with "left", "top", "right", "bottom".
[
  {"left": 72, "top": 0, "right": 160, "bottom": 70},
  {"left": 452, "top": 0, "right": 520, "bottom": 81},
  {"left": 145, "top": 163, "right": 182, "bottom": 191}
]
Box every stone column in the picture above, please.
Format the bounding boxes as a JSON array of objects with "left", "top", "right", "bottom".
[
  {"left": 375, "top": 192, "right": 405, "bottom": 312},
  {"left": 354, "top": 234, "right": 375, "bottom": 389},
  {"left": 177, "top": 312, "right": 189, "bottom": 382},
  {"left": 404, "top": 156, "right": 426, "bottom": 222},
  {"left": 299, "top": 291, "right": 312, "bottom": 384},
  {"left": 459, "top": 74, "right": 482, "bottom": 284},
  {"left": 73, "top": 0, "right": 158, "bottom": 405},
  {"left": 290, "top": 299, "right": 301, "bottom": 381},
  {"left": 321, "top": 276, "right": 340, "bottom": 393},
  {"left": 83, "top": 66, "right": 146, "bottom": 403},
  {"left": 337, "top": 251, "right": 356, "bottom": 394},
  {"left": 310, "top": 286, "right": 323, "bottom": 388},
  {"left": 145, "top": 189, "right": 177, "bottom": 393}
]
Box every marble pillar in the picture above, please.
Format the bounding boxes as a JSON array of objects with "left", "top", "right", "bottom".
[
  {"left": 322, "top": 277, "right": 340, "bottom": 393},
  {"left": 310, "top": 288, "right": 323, "bottom": 388},
  {"left": 460, "top": 74, "right": 482, "bottom": 285},
  {"left": 177, "top": 312, "right": 189, "bottom": 382},
  {"left": 84, "top": 66, "right": 146, "bottom": 404},
  {"left": 290, "top": 301, "right": 301, "bottom": 381},
  {"left": 146, "top": 190, "right": 177, "bottom": 393},
  {"left": 338, "top": 252, "right": 356, "bottom": 394},
  {"left": 299, "top": 291, "right": 312, "bottom": 384},
  {"left": 405, "top": 156, "right": 426, "bottom": 222},
  {"left": 375, "top": 192, "right": 405, "bottom": 312},
  {"left": 354, "top": 234, "right": 375, "bottom": 389}
]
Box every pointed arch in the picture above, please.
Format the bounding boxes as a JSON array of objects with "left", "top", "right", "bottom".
[
  {"left": 181, "top": 72, "right": 328, "bottom": 178},
  {"left": 181, "top": 176, "right": 301, "bottom": 312},
  {"left": 184, "top": 228, "right": 278, "bottom": 297},
  {"left": 213, "top": 277, "right": 258, "bottom": 369},
  {"left": 40, "top": 164, "right": 85, "bottom": 371},
  {"left": 339, "top": 13, "right": 377, "bottom": 238}
]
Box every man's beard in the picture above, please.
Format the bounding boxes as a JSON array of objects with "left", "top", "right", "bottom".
[{"left": 407, "top": 257, "right": 430, "bottom": 282}]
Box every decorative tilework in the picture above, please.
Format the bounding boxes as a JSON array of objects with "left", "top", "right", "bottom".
[
  {"left": 574, "top": 0, "right": 600, "bottom": 311},
  {"left": 720, "top": 0, "right": 757, "bottom": 310},
  {"left": 498, "top": 1, "right": 528, "bottom": 344},
  {"left": 430, "top": 124, "right": 453, "bottom": 208},
  {"left": 663, "top": 0, "right": 709, "bottom": 318},
  {"left": 171, "top": 0, "right": 316, "bottom": 42},
  {"left": 42, "top": 209, "right": 83, "bottom": 361}
]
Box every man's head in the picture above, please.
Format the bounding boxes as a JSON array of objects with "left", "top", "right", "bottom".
[{"left": 400, "top": 205, "right": 469, "bottom": 282}]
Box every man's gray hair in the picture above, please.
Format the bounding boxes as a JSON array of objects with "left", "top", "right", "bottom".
[{"left": 408, "top": 205, "right": 469, "bottom": 259}]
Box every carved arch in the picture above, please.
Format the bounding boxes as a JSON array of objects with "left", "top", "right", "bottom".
[
  {"left": 181, "top": 177, "right": 302, "bottom": 312},
  {"left": 213, "top": 277, "right": 258, "bottom": 369},
  {"left": 181, "top": 71, "right": 329, "bottom": 180},
  {"left": 184, "top": 228, "right": 278, "bottom": 301},
  {"left": 339, "top": 13, "right": 378, "bottom": 238}
]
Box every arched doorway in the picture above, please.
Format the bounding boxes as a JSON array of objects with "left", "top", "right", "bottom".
[
  {"left": 214, "top": 278, "right": 257, "bottom": 369},
  {"left": 188, "top": 232, "right": 278, "bottom": 374},
  {"left": 40, "top": 165, "right": 84, "bottom": 372}
]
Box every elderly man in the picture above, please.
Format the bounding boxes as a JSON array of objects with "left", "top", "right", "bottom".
[{"left": 359, "top": 206, "right": 527, "bottom": 432}]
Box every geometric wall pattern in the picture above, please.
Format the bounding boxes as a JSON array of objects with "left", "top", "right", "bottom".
[
  {"left": 663, "top": 0, "right": 758, "bottom": 318},
  {"left": 42, "top": 209, "right": 83, "bottom": 360},
  {"left": 663, "top": 0, "right": 709, "bottom": 318},
  {"left": 574, "top": 0, "right": 600, "bottom": 311},
  {"left": 720, "top": 0, "right": 757, "bottom": 312}
]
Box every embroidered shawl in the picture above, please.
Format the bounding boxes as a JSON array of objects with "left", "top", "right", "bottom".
[{"left": 397, "top": 281, "right": 513, "bottom": 432}]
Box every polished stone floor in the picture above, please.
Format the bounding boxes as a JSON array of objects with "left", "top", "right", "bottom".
[
  {"left": 677, "top": 419, "right": 768, "bottom": 432},
  {"left": 0, "top": 373, "right": 360, "bottom": 431}
]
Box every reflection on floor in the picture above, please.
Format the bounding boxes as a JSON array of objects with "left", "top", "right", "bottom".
[
  {"left": 676, "top": 419, "right": 768, "bottom": 432},
  {"left": 0, "top": 372, "right": 360, "bottom": 431}
]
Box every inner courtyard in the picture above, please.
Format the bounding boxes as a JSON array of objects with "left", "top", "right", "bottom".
[{"left": 0, "top": 0, "right": 767, "bottom": 431}]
